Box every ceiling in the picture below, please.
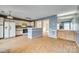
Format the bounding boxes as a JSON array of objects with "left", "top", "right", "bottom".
[{"left": 0, "top": 5, "right": 78, "bottom": 20}]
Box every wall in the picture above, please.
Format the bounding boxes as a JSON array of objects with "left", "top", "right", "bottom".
[
  {"left": 71, "top": 18, "right": 76, "bottom": 31},
  {"left": 76, "top": 15, "right": 79, "bottom": 46},
  {"left": 48, "top": 15, "right": 57, "bottom": 38},
  {"left": 75, "top": 6, "right": 79, "bottom": 46}
]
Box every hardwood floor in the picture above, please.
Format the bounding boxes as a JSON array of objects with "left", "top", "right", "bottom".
[{"left": 0, "top": 35, "right": 79, "bottom": 53}]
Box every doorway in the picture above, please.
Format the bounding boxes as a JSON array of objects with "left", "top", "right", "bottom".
[
  {"left": 42, "top": 19, "right": 49, "bottom": 36},
  {"left": 35, "top": 19, "right": 49, "bottom": 37}
]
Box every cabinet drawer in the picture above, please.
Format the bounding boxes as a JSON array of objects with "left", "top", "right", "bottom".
[{"left": 16, "top": 30, "right": 23, "bottom": 35}]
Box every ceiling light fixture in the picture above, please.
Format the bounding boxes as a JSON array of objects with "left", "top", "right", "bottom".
[
  {"left": 7, "top": 11, "right": 13, "bottom": 19},
  {"left": 57, "top": 11, "right": 77, "bottom": 17},
  {"left": 58, "top": 16, "right": 73, "bottom": 19},
  {"left": 26, "top": 17, "right": 32, "bottom": 20}
]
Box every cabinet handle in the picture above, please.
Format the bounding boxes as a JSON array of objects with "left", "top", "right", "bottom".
[
  {"left": 10, "top": 26, "right": 11, "bottom": 30},
  {"left": 5, "top": 27, "right": 7, "bottom": 29}
]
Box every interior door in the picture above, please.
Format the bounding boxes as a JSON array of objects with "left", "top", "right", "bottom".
[
  {"left": 4, "top": 21, "right": 9, "bottom": 38},
  {"left": 9, "top": 22, "right": 15, "bottom": 37}
]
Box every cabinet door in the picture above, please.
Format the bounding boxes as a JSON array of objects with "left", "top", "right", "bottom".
[
  {"left": 68, "top": 32, "right": 75, "bottom": 41},
  {"left": 4, "top": 22, "right": 9, "bottom": 38},
  {"left": 9, "top": 22, "right": 16, "bottom": 37}
]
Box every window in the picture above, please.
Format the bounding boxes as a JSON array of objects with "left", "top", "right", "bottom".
[
  {"left": 57, "top": 24, "right": 60, "bottom": 29},
  {"left": 63, "top": 22, "right": 71, "bottom": 30}
]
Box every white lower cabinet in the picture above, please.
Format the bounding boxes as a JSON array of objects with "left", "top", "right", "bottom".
[{"left": 16, "top": 30, "right": 23, "bottom": 35}]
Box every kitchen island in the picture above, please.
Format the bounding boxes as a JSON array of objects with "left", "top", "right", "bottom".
[
  {"left": 57, "top": 30, "right": 76, "bottom": 41},
  {"left": 27, "top": 28, "right": 43, "bottom": 39}
]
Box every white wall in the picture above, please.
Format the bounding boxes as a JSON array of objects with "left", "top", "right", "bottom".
[{"left": 42, "top": 19, "right": 49, "bottom": 33}]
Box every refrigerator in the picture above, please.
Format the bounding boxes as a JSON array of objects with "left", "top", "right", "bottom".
[
  {"left": 0, "top": 19, "right": 4, "bottom": 38},
  {"left": 4, "top": 21, "right": 16, "bottom": 38}
]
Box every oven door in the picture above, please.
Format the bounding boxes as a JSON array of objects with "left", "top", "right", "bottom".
[{"left": 23, "top": 29, "right": 28, "bottom": 33}]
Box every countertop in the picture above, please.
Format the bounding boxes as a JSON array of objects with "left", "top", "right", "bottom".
[
  {"left": 27, "top": 27, "right": 42, "bottom": 29},
  {"left": 16, "top": 27, "right": 28, "bottom": 31},
  {"left": 57, "top": 29, "right": 75, "bottom": 32}
]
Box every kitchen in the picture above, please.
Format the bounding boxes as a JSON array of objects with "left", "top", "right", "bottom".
[{"left": 0, "top": 14, "right": 43, "bottom": 39}]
